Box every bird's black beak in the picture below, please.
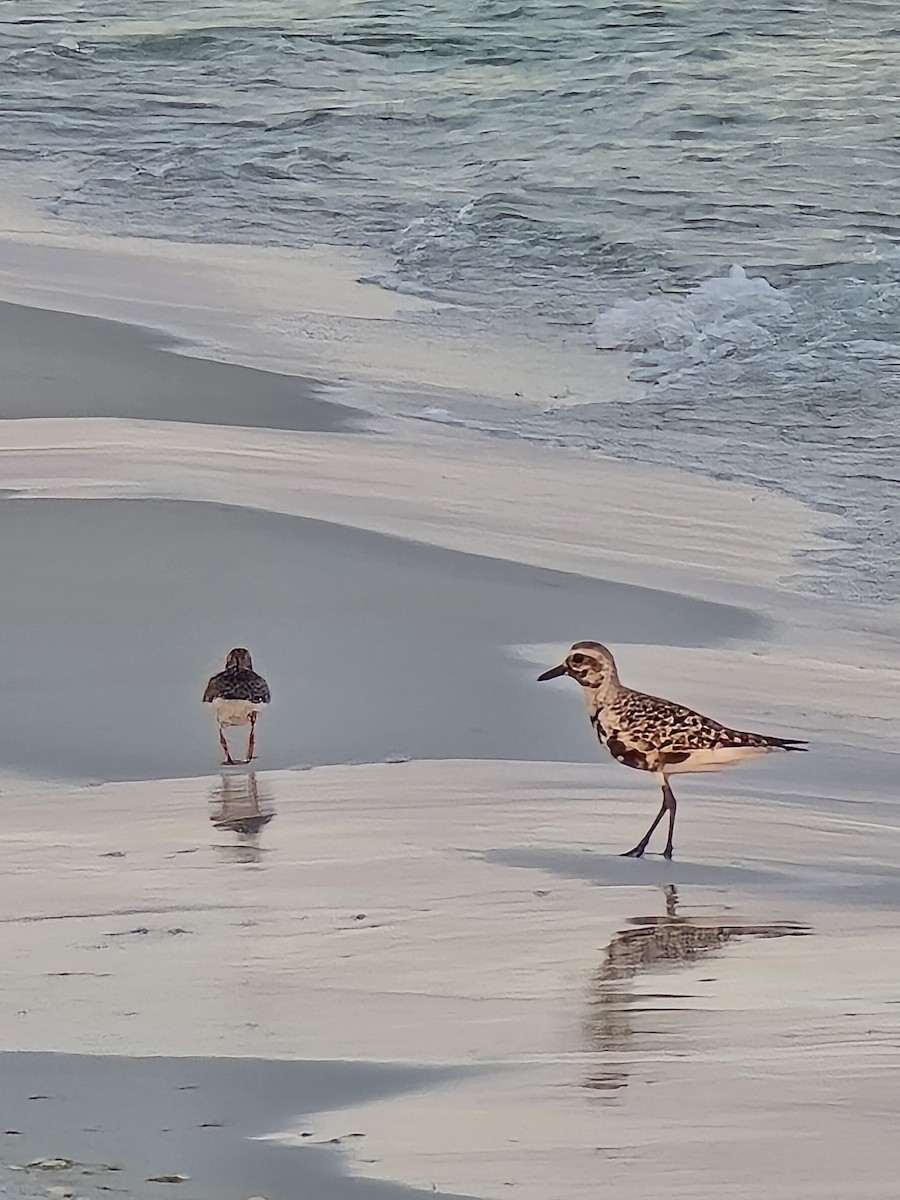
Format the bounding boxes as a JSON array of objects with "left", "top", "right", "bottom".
[{"left": 537, "top": 662, "right": 568, "bottom": 682}]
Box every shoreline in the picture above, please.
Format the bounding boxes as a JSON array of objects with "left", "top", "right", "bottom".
[
  {"left": 0, "top": 173, "right": 846, "bottom": 628},
  {"left": 0, "top": 169, "right": 634, "bottom": 414},
  {"left": 0, "top": 164, "right": 892, "bottom": 624}
]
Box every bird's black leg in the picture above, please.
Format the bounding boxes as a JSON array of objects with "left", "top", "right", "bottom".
[
  {"left": 662, "top": 780, "right": 677, "bottom": 861},
  {"left": 245, "top": 711, "right": 257, "bottom": 764},
  {"left": 621, "top": 794, "right": 668, "bottom": 858},
  {"left": 219, "top": 726, "right": 237, "bottom": 767}
]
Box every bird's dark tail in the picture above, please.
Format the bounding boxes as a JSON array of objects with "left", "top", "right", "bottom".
[{"left": 767, "top": 736, "right": 808, "bottom": 752}]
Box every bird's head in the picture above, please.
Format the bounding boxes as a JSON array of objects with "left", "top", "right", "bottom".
[
  {"left": 537, "top": 641, "right": 620, "bottom": 692},
  {"left": 225, "top": 647, "right": 254, "bottom": 671}
]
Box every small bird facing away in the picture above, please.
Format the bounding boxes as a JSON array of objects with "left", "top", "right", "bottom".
[
  {"left": 203, "top": 648, "right": 271, "bottom": 766},
  {"left": 538, "top": 641, "right": 806, "bottom": 860}
]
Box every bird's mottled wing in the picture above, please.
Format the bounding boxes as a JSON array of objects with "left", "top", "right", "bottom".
[
  {"left": 247, "top": 671, "right": 271, "bottom": 705},
  {"left": 612, "top": 689, "right": 771, "bottom": 752},
  {"left": 203, "top": 670, "right": 229, "bottom": 703},
  {"left": 203, "top": 668, "right": 271, "bottom": 704}
]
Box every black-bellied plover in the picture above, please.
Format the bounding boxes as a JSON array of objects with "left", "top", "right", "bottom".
[
  {"left": 538, "top": 641, "right": 806, "bottom": 859},
  {"left": 203, "top": 648, "right": 271, "bottom": 766}
]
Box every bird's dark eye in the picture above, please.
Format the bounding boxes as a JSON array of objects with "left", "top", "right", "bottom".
[{"left": 571, "top": 654, "right": 585, "bottom": 665}]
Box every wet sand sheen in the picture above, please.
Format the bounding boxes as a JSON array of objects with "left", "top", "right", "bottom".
[{"left": 1, "top": 762, "right": 898, "bottom": 1200}]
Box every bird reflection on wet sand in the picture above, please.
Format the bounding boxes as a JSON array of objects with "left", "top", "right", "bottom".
[
  {"left": 208, "top": 772, "right": 275, "bottom": 863},
  {"left": 584, "top": 885, "right": 811, "bottom": 1093}
]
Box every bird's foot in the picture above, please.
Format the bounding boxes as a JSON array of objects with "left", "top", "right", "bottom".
[
  {"left": 621, "top": 845, "right": 647, "bottom": 859},
  {"left": 663, "top": 847, "right": 674, "bottom": 861}
]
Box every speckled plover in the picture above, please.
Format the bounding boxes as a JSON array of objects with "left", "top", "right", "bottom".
[
  {"left": 538, "top": 641, "right": 806, "bottom": 859},
  {"left": 203, "top": 648, "right": 271, "bottom": 766}
]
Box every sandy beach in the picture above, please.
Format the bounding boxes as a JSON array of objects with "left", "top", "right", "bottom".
[{"left": 1, "top": 186, "right": 899, "bottom": 1200}]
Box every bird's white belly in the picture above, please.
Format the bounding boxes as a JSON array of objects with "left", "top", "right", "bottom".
[
  {"left": 664, "top": 745, "right": 778, "bottom": 774},
  {"left": 212, "top": 699, "right": 260, "bottom": 727}
]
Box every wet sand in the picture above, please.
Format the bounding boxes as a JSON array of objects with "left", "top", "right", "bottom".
[
  {"left": 0, "top": 300, "right": 355, "bottom": 430},
  {"left": 0, "top": 496, "right": 759, "bottom": 782},
  {"left": 0, "top": 177, "right": 634, "bottom": 408},
  {"left": 0, "top": 1053, "right": 471, "bottom": 1200},
  {"left": 1, "top": 761, "right": 898, "bottom": 1200}
]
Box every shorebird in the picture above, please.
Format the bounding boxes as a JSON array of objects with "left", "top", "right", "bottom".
[
  {"left": 538, "top": 641, "right": 806, "bottom": 859},
  {"left": 203, "top": 648, "right": 271, "bottom": 766}
]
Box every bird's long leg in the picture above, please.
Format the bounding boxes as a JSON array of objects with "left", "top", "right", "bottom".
[
  {"left": 219, "top": 726, "right": 237, "bottom": 767},
  {"left": 621, "top": 794, "right": 667, "bottom": 858},
  {"left": 245, "top": 711, "right": 257, "bottom": 764},
  {"left": 662, "top": 780, "right": 677, "bottom": 861}
]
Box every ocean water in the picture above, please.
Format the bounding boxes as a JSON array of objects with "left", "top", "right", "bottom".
[{"left": 2, "top": 0, "right": 898, "bottom": 602}]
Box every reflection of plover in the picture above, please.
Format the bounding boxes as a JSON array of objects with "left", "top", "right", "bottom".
[
  {"left": 209, "top": 772, "right": 275, "bottom": 837},
  {"left": 585, "top": 884, "right": 809, "bottom": 1089},
  {"left": 203, "top": 648, "right": 271, "bottom": 766},
  {"left": 538, "top": 641, "right": 807, "bottom": 860}
]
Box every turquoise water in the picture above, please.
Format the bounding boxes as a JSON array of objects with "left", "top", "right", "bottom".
[{"left": 2, "top": 1, "right": 899, "bottom": 600}]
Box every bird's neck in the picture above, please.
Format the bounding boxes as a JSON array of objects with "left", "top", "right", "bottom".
[{"left": 583, "top": 678, "right": 620, "bottom": 714}]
